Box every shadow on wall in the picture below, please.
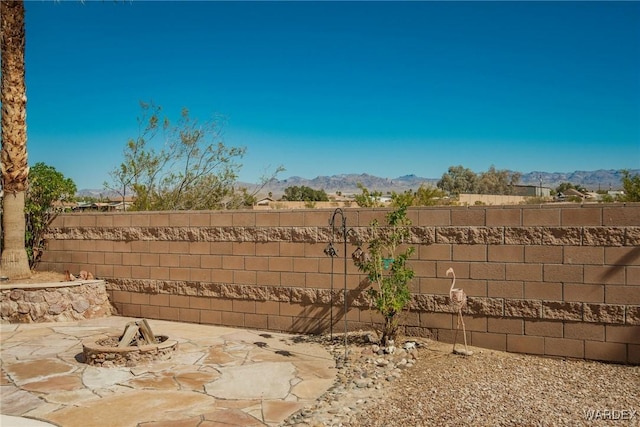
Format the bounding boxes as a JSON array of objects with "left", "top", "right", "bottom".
[
  {"left": 291, "top": 279, "right": 373, "bottom": 335},
  {"left": 602, "top": 246, "right": 640, "bottom": 282}
]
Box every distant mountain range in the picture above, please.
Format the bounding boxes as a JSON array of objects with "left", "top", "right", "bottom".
[
  {"left": 518, "top": 169, "right": 638, "bottom": 191},
  {"left": 79, "top": 169, "right": 638, "bottom": 199},
  {"left": 242, "top": 169, "right": 638, "bottom": 197}
]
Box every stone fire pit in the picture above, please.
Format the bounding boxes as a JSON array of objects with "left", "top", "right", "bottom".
[{"left": 82, "top": 319, "right": 178, "bottom": 367}]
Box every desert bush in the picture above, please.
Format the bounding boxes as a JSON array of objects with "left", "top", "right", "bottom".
[{"left": 353, "top": 204, "right": 415, "bottom": 346}]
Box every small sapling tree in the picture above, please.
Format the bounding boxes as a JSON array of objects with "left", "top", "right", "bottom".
[{"left": 354, "top": 203, "right": 415, "bottom": 346}]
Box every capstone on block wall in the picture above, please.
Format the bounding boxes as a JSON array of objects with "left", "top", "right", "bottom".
[{"left": 39, "top": 204, "right": 640, "bottom": 364}]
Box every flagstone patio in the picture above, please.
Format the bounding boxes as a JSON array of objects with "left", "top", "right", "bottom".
[{"left": 0, "top": 317, "right": 337, "bottom": 427}]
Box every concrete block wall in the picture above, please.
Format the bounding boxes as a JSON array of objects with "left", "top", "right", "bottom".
[{"left": 39, "top": 204, "right": 640, "bottom": 364}]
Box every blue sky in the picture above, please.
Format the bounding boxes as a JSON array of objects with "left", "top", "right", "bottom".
[{"left": 24, "top": 1, "right": 640, "bottom": 190}]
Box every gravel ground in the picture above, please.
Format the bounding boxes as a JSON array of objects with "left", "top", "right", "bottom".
[{"left": 285, "top": 334, "right": 640, "bottom": 427}]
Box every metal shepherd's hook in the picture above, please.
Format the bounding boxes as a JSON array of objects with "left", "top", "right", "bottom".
[
  {"left": 323, "top": 241, "right": 337, "bottom": 339},
  {"left": 328, "top": 208, "right": 349, "bottom": 362}
]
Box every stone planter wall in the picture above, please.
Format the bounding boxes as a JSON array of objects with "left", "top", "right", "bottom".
[
  {"left": 0, "top": 280, "right": 115, "bottom": 323},
  {"left": 38, "top": 204, "right": 640, "bottom": 364}
]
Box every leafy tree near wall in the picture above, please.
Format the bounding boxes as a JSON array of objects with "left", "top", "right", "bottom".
[
  {"left": 104, "top": 104, "right": 160, "bottom": 210},
  {"left": 25, "top": 163, "right": 76, "bottom": 268},
  {"left": 354, "top": 182, "right": 384, "bottom": 207},
  {"left": 621, "top": 170, "right": 640, "bottom": 202},
  {"left": 391, "top": 184, "right": 447, "bottom": 207},
  {"left": 281, "top": 185, "right": 329, "bottom": 202},
  {"left": 437, "top": 165, "right": 478, "bottom": 195},
  {"left": 105, "top": 102, "right": 283, "bottom": 211},
  {"left": 413, "top": 184, "right": 447, "bottom": 205},
  {"left": 438, "top": 165, "right": 521, "bottom": 196},
  {"left": 389, "top": 190, "right": 414, "bottom": 208},
  {"left": 477, "top": 166, "right": 521, "bottom": 195},
  {"left": 353, "top": 202, "right": 415, "bottom": 346}
]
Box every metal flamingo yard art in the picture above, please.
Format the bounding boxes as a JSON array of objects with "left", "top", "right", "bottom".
[{"left": 446, "top": 267, "right": 473, "bottom": 356}]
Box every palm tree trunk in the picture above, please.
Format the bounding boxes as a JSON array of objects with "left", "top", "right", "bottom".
[{"left": 1, "top": 0, "right": 31, "bottom": 279}]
